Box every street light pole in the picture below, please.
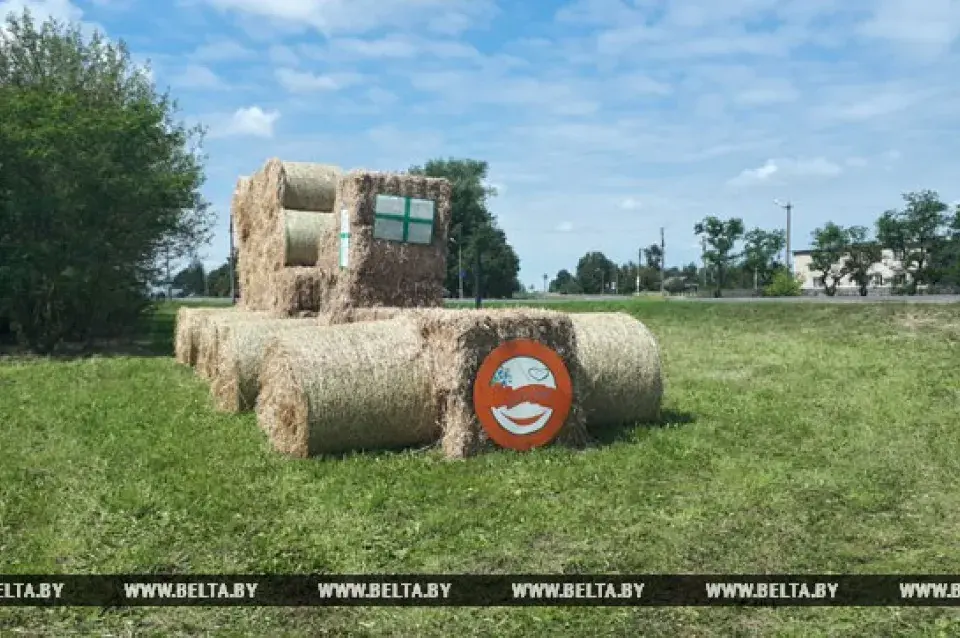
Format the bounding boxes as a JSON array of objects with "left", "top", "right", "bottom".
[
  {"left": 774, "top": 199, "right": 793, "bottom": 273},
  {"left": 450, "top": 235, "right": 464, "bottom": 299}
]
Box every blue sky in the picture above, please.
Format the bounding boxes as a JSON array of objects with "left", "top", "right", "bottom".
[{"left": 5, "top": 0, "right": 960, "bottom": 288}]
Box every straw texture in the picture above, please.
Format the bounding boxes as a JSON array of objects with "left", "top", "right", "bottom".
[
  {"left": 174, "top": 307, "right": 237, "bottom": 367},
  {"left": 284, "top": 210, "right": 334, "bottom": 266},
  {"left": 257, "top": 317, "right": 437, "bottom": 457},
  {"left": 194, "top": 309, "right": 267, "bottom": 379},
  {"left": 273, "top": 161, "right": 341, "bottom": 212},
  {"left": 239, "top": 159, "right": 342, "bottom": 312},
  {"left": 211, "top": 318, "right": 321, "bottom": 413},
  {"left": 317, "top": 171, "right": 452, "bottom": 312},
  {"left": 269, "top": 267, "right": 334, "bottom": 317},
  {"left": 412, "top": 308, "right": 590, "bottom": 458},
  {"left": 570, "top": 312, "right": 663, "bottom": 429}
]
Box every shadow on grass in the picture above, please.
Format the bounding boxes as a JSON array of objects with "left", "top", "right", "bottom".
[
  {"left": 588, "top": 408, "right": 698, "bottom": 446},
  {"left": 299, "top": 409, "right": 698, "bottom": 462},
  {"left": 0, "top": 308, "right": 176, "bottom": 360}
]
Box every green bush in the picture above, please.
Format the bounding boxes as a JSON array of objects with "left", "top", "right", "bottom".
[{"left": 763, "top": 269, "right": 803, "bottom": 297}]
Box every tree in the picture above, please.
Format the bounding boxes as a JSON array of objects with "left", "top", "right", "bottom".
[
  {"left": 205, "top": 253, "right": 237, "bottom": 298},
  {"left": 930, "top": 205, "right": 960, "bottom": 287},
  {"left": 172, "top": 258, "right": 206, "bottom": 296},
  {"left": 0, "top": 10, "right": 212, "bottom": 351},
  {"left": 809, "top": 223, "right": 849, "bottom": 296},
  {"left": 465, "top": 221, "right": 521, "bottom": 299},
  {"left": 549, "top": 269, "right": 580, "bottom": 294},
  {"left": 876, "top": 190, "right": 950, "bottom": 294},
  {"left": 693, "top": 216, "right": 745, "bottom": 297},
  {"left": 575, "top": 251, "right": 617, "bottom": 294},
  {"left": 617, "top": 261, "right": 640, "bottom": 295},
  {"left": 842, "top": 226, "right": 882, "bottom": 296},
  {"left": 741, "top": 228, "right": 786, "bottom": 288},
  {"left": 643, "top": 244, "right": 663, "bottom": 270},
  {"left": 409, "top": 158, "right": 520, "bottom": 298}
]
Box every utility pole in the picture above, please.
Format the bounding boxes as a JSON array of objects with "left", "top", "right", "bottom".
[
  {"left": 700, "top": 237, "right": 707, "bottom": 290},
  {"left": 637, "top": 247, "right": 642, "bottom": 293},
  {"left": 542, "top": 273, "right": 548, "bottom": 294},
  {"left": 599, "top": 269, "right": 605, "bottom": 295},
  {"left": 774, "top": 199, "right": 793, "bottom": 273},
  {"left": 164, "top": 244, "right": 172, "bottom": 300},
  {"left": 474, "top": 248, "right": 482, "bottom": 309},
  {"left": 659, "top": 227, "right": 666, "bottom": 295},
  {"left": 450, "top": 235, "right": 464, "bottom": 299},
  {"left": 458, "top": 241, "right": 464, "bottom": 299}
]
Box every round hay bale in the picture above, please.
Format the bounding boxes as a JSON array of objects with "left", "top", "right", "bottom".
[
  {"left": 275, "top": 161, "right": 342, "bottom": 211},
  {"left": 211, "top": 318, "right": 321, "bottom": 413},
  {"left": 257, "top": 317, "right": 437, "bottom": 457},
  {"left": 570, "top": 312, "right": 663, "bottom": 429},
  {"left": 194, "top": 310, "right": 267, "bottom": 380},
  {"left": 175, "top": 307, "right": 236, "bottom": 367},
  {"left": 284, "top": 210, "right": 334, "bottom": 266}
]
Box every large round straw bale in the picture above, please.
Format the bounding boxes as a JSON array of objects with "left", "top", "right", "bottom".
[
  {"left": 175, "top": 307, "right": 236, "bottom": 367},
  {"left": 257, "top": 317, "right": 438, "bottom": 457},
  {"left": 211, "top": 318, "right": 321, "bottom": 413},
  {"left": 273, "top": 160, "right": 342, "bottom": 211},
  {"left": 570, "top": 312, "right": 663, "bottom": 429},
  {"left": 284, "top": 210, "right": 334, "bottom": 266},
  {"left": 194, "top": 310, "right": 267, "bottom": 379}
]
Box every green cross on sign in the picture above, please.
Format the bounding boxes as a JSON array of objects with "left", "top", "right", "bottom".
[{"left": 373, "top": 195, "right": 435, "bottom": 244}]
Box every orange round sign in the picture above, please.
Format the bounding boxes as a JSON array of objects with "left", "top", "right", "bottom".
[{"left": 473, "top": 339, "right": 573, "bottom": 451}]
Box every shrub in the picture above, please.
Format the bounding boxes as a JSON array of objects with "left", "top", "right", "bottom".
[{"left": 763, "top": 269, "right": 803, "bottom": 297}]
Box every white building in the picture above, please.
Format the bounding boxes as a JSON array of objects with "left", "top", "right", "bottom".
[{"left": 792, "top": 248, "right": 909, "bottom": 293}]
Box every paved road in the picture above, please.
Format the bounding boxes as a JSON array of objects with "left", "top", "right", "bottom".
[
  {"left": 173, "top": 294, "right": 960, "bottom": 306},
  {"left": 673, "top": 294, "right": 960, "bottom": 305},
  {"left": 451, "top": 294, "right": 960, "bottom": 305}
]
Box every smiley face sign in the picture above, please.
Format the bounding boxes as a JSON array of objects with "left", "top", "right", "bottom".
[{"left": 473, "top": 339, "right": 573, "bottom": 451}]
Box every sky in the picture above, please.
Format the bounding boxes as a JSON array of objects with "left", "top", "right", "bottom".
[{"left": 3, "top": 0, "right": 960, "bottom": 289}]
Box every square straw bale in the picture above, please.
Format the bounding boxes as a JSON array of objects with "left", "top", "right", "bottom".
[
  {"left": 317, "top": 171, "right": 452, "bottom": 312},
  {"left": 411, "top": 308, "right": 590, "bottom": 458}
]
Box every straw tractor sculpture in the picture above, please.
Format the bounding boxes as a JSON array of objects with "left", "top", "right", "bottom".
[{"left": 175, "top": 159, "right": 664, "bottom": 459}]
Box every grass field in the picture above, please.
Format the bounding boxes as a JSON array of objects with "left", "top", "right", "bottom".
[{"left": 2, "top": 299, "right": 959, "bottom": 636}]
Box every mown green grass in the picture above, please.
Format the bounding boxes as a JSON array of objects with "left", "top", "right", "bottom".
[{"left": 1, "top": 300, "right": 959, "bottom": 636}]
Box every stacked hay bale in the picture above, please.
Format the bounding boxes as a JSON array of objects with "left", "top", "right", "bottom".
[
  {"left": 316, "top": 171, "right": 453, "bottom": 314},
  {"left": 411, "top": 308, "right": 590, "bottom": 458},
  {"left": 210, "top": 308, "right": 405, "bottom": 414},
  {"left": 211, "top": 318, "right": 322, "bottom": 413},
  {"left": 569, "top": 313, "right": 663, "bottom": 432},
  {"left": 194, "top": 310, "right": 269, "bottom": 379},
  {"left": 257, "top": 317, "right": 438, "bottom": 457},
  {"left": 174, "top": 307, "right": 238, "bottom": 367},
  {"left": 256, "top": 308, "right": 596, "bottom": 459},
  {"left": 238, "top": 159, "right": 342, "bottom": 315}
]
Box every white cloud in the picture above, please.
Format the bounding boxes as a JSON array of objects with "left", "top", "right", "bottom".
[
  {"left": 170, "top": 64, "right": 226, "bottom": 89},
  {"left": 268, "top": 45, "right": 300, "bottom": 66},
  {"left": 201, "top": 0, "right": 497, "bottom": 36},
  {"left": 214, "top": 106, "right": 280, "bottom": 138},
  {"left": 860, "top": 0, "right": 960, "bottom": 54},
  {"left": 0, "top": 0, "right": 83, "bottom": 25},
  {"left": 728, "top": 157, "right": 843, "bottom": 187},
  {"left": 555, "top": 221, "right": 575, "bottom": 233},
  {"left": 275, "top": 68, "right": 361, "bottom": 92},
  {"left": 191, "top": 39, "right": 257, "bottom": 62},
  {"left": 619, "top": 197, "right": 641, "bottom": 210}
]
